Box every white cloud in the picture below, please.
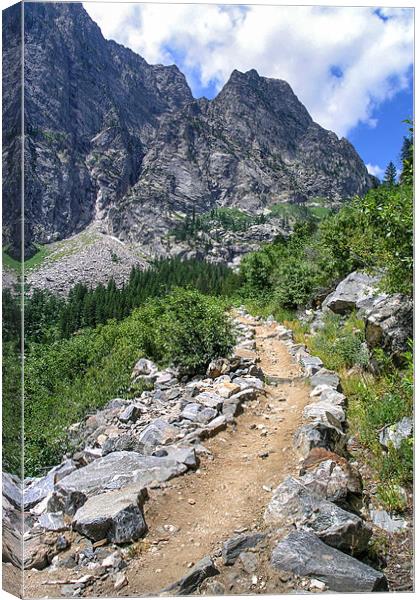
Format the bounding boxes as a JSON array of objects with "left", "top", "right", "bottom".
[
  {"left": 83, "top": 3, "right": 413, "bottom": 137},
  {"left": 366, "top": 163, "right": 384, "bottom": 178}
]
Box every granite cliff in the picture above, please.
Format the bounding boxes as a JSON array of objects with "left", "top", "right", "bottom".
[{"left": 3, "top": 2, "right": 374, "bottom": 259}]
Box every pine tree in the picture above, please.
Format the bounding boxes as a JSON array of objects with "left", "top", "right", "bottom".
[{"left": 383, "top": 161, "right": 397, "bottom": 186}]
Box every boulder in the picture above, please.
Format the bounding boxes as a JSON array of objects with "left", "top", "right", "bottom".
[
  {"left": 299, "top": 353, "right": 324, "bottom": 376},
  {"left": 310, "top": 369, "right": 341, "bottom": 391},
  {"left": 214, "top": 382, "right": 241, "bottom": 399},
  {"left": 162, "top": 556, "right": 219, "bottom": 595},
  {"left": 294, "top": 421, "right": 346, "bottom": 457},
  {"left": 364, "top": 294, "right": 413, "bottom": 356},
  {"left": 322, "top": 272, "right": 380, "bottom": 315},
  {"left": 319, "top": 389, "right": 347, "bottom": 407},
  {"left": 264, "top": 477, "right": 370, "bottom": 554},
  {"left": 201, "top": 415, "right": 227, "bottom": 438},
  {"left": 137, "top": 419, "right": 179, "bottom": 453},
  {"left": 379, "top": 416, "right": 413, "bottom": 450},
  {"left": 57, "top": 451, "right": 187, "bottom": 514},
  {"left": 303, "top": 401, "right": 346, "bottom": 424},
  {"left": 181, "top": 403, "right": 218, "bottom": 424},
  {"left": 2, "top": 472, "right": 22, "bottom": 509},
  {"left": 73, "top": 485, "right": 147, "bottom": 543},
  {"left": 102, "top": 433, "right": 136, "bottom": 456},
  {"left": 222, "top": 532, "right": 265, "bottom": 565},
  {"left": 271, "top": 530, "right": 388, "bottom": 592},
  {"left": 231, "top": 376, "right": 264, "bottom": 391}
]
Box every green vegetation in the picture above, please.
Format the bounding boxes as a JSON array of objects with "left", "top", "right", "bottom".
[
  {"left": 172, "top": 207, "right": 267, "bottom": 241},
  {"left": 240, "top": 124, "right": 413, "bottom": 513},
  {"left": 23, "top": 288, "right": 234, "bottom": 475},
  {"left": 2, "top": 244, "right": 52, "bottom": 272}
]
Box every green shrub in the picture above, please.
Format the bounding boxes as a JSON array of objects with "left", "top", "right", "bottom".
[
  {"left": 273, "top": 260, "right": 317, "bottom": 308},
  {"left": 136, "top": 287, "right": 235, "bottom": 374}
]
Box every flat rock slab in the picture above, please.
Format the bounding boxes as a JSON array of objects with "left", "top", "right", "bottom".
[
  {"left": 57, "top": 451, "right": 187, "bottom": 513},
  {"left": 162, "top": 556, "right": 219, "bottom": 595},
  {"left": 271, "top": 530, "right": 388, "bottom": 592},
  {"left": 222, "top": 532, "right": 265, "bottom": 565},
  {"left": 73, "top": 485, "right": 147, "bottom": 543}
]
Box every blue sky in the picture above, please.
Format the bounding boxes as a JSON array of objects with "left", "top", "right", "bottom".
[{"left": 84, "top": 3, "right": 414, "bottom": 179}]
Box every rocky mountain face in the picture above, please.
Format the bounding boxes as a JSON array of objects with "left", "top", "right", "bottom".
[{"left": 3, "top": 2, "right": 374, "bottom": 258}]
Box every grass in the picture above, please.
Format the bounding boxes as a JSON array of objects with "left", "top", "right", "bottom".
[{"left": 2, "top": 245, "right": 52, "bottom": 272}]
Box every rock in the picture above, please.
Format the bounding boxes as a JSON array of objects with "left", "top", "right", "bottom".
[
  {"left": 2, "top": 472, "right": 22, "bottom": 509},
  {"left": 299, "top": 448, "right": 362, "bottom": 501},
  {"left": 73, "top": 485, "right": 147, "bottom": 543},
  {"left": 231, "top": 376, "right": 264, "bottom": 391},
  {"left": 181, "top": 403, "right": 218, "bottom": 424},
  {"left": 131, "top": 358, "right": 158, "bottom": 380},
  {"left": 370, "top": 509, "right": 408, "bottom": 533},
  {"left": 239, "top": 551, "right": 258, "bottom": 574},
  {"left": 322, "top": 272, "right": 380, "bottom": 315},
  {"left": 310, "top": 384, "right": 333, "bottom": 398},
  {"left": 364, "top": 294, "right": 413, "bottom": 356},
  {"left": 102, "top": 433, "right": 136, "bottom": 456},
  {"left": 162, "top": 556, "right": 219, "bottom": 595},
  {"left": 194, "top": 391, "right": 224, "bottom": 410},
  {"left": 201, "top": 415, "right": 227, "bottom": 438},
  {"left": 57, "top": 451, "right": 187, "bottom": 514},
  {"left": 303, "top": 401, "right": 346, "bottom": 424},
  {"left": 114, "top": 573, "right": 128, "bottom": 591},
  {"left": 206, "top": 358, "right": 230, "bottom": 379},
  {"left": 379, "top": 416, "right": 413, "bottom": 450},
  {"left": 102, "top": 551, "right": 126, "bottom": 570},
  {"left": 319, "top": 389, "right": 347, "bottom": 407},
  {"left": 155, "top": 446, "right": 198, "bottom": 469},
  {"left": 214, "top": 382, "right": 241, "bottom": 399},
  {"left": 38, "top": 512, "right": 67, "bottom": 532},
  {"left": 310, "top": 369, "right": 341, "bottom": 390},
  {"left": 264, "top": 477, "right": 370, "bottom": 554},
  {"left": 118, "top": 404, "right": 143, "bottom": 423},
  {"left": 222, "top": 532, "right": 265, "bottom": 565},
  {"left": 56, "top": 535, "right": 70, "bottom": 551},
  {"left": 23, "top": 459, "right": 76, "bottom": 510},
  {"left": 271, "top": 530, "right": 387, "bottom": 592},
  {"left": 294, "top": 421, "right": 346, "bottom": 457},
  {"left": 299, "top": 354, "right": 324, "bottom": 376},
  {"left": 137, "top": 419, "right": 179, "bottom": 453}
]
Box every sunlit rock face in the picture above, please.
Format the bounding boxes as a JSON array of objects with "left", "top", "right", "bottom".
[{"left": 3, "top": 2, "right": 374, "bottom": 257}]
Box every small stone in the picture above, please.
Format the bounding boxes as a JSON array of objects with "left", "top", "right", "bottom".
[{"left": 114, "top": 573, "right": 128, "bottom": 591}]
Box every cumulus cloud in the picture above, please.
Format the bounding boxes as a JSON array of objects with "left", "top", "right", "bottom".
[
  {"left": 366, "top": 163, "right": 384, "bottom": 178},
  {"left": 84, "top": 3, "right": 413, "bottom": 137}
]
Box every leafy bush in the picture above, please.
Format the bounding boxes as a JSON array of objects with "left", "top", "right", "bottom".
[
  {"left": 273, "top": 260, "right": 317, "bottom": 308},
  {"left": 136, "top": 288, "right": 235, "bottom": 374}
]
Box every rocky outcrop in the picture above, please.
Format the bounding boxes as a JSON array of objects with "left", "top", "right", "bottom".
[
  {"left": 364, "top": 294, "right": 413, "bottom": 356},
  {"left": 322, "top": 271, "right": 413, "bottom": 357},
  {"left": 271, "top": 530, "right": 388, "bottom": 592},
  {"left": 3, "top": 3, "right": 374, "bottom": 259},
  {"left": 322, "top": 271, "right": 381, "bottom": 314}
]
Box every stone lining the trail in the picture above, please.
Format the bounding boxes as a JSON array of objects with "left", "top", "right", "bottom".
[
  {"left": 160, "top": 307, "right": 388, "bottom": 595},
  {"left": 2, "top": 311, "right": 270, "bottom": 588},
  {"left": 2, "top": 306, "right": 389, "bottom": 595}
]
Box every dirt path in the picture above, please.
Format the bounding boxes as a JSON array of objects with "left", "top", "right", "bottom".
[{"left": 24, "top": 316, "right": 311, "bottom": 598}]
